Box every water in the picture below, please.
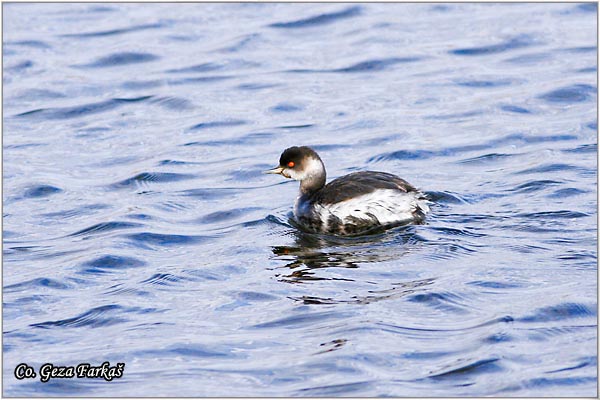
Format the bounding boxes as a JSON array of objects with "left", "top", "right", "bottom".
[{"left": 3, "top": 3, "right": 597, "bottom": 397}]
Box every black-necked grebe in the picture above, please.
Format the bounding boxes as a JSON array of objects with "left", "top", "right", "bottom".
[{"left": 265, "top": 146, "right": 430, "bottom": 235}]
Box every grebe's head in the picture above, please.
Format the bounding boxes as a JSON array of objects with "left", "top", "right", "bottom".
[{"left": 265, "top": 146, "right": 326, "bottom": 193}]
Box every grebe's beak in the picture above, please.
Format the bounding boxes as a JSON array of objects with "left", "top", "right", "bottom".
[{"left": 264, "top": 166, "right": 284, "bottom": 175}]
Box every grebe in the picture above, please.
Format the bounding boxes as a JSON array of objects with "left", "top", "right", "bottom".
[{"left": 265, "top": 146, "right": 430, "bottom": 235}]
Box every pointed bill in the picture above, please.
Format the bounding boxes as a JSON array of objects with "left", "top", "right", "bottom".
[{"left": 264, "top": 166, "right": 284, "bottom": 175}]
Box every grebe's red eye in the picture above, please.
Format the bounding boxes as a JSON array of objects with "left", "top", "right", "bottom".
[{"left": 287, "top": 161, "right": 295, "bottom": 168}]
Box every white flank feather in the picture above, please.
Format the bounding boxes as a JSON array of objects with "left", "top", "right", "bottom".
[{"left": 308, "top": 189, "right": 429, "bottom": 231}]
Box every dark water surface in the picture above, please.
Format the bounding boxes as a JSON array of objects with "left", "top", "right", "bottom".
[{"left": 3, "top": 3, "right": 597, "bottom": 397}]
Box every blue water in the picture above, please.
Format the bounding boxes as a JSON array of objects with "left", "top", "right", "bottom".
[{"left": 3, "top": 3, "right": 597, "bottom": 397}]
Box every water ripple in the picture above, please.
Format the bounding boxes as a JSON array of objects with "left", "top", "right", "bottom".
[
  {"left": 562, "top": 143, "right": 597, "bottom": 154},
  {"left": 5, "top": 60, "right": 34, "bottom": 72},
  {"left": 515, "top": 163, "right": 585, "bottom": 175},
  {"left": 69, "top": 221, "right": 143, "bottom": 237},
  {"left": 546, "top": 357, "right": 596, "bottom": 374},
  {"left": 428, "top": 226, "right": 486, "bottom": 238},
  {"left": 514, "top": 210, "right": 589, "bottom": 219},
  {"left": 574, "top": 3, "right": 597, "bottom": 12},
  {"left": 276, "top": 123, "right": 315, "bottom": 130},
  {"left": 429, "top": 357, "right": 502, "bottom": 379},
  {"left": 15, "top": 96, "right": 152, "bottom": 120},
  {"left": 80, "top": 255, "right": 146, "bottom": 274},
  {"left": 121, "top": 79, "right": 164, "bottom": 90},
  {"left": 508, "top": 180, "right": 563, "bottom": 193},
  {"left": 140, "top": 273, "right": 187, "bottom": 286},
  {"left": 538, "top": 84, "right": 596, "bottom": 103},
  {"left": 61, "top": 22, "right": 164, "bottom": 38},
  {"left": 459, "top": 153, "right": 513, "bottom": 164},
  {"left": 455, "top": 79, "right": 515, "bottom": 88},
  {"left": 40, "top": 203, "right": 110, "bottom": 220},
  {"left": 496, "top": 132, "right": 578, "bottom": 145},
  {"left": 79, "top": 52, "right": 160, "bottom": 68},
  {"left": 374, "top": 315, "right": 514, "bottom": 334},
  {"left": 217, "top": 33, "right": 263, "bottom": 53},
  {"left": 125, "top": 232, "right": 209, "bottom": 248},
  {"left": 547, "top": 188, "right": 588, "bottom": 198},
  {"left": 31, "top": 305, "right": 128, "bottom": 329},
  {"left": 449, "top": 34, "right": 537, "bottom": 56},
  {"left": 331, "top": 57, "right": 422, "bottom": 73},
  {"left": 506, "top": 376, "right": 598, "bottom": 392},
  {"left": 23, "top": 184, "right": 62, "bottom": 198},
  {"left": 149, "top": 96, "right": 194, "bottom": 111},
  {"left": 269, "top": 6, "right": 361, "bottom": 28},
  {"left": 167, "top": 75, "right": 233, "bottom": 85},
  {"left": 179, "top": 188, "right": 241, "bottom": 200},
  {"left": 425, "top": 110, "right": 483, "bottom": 120},
  {"left": 504, "top": 52, "right": 551, "bottom": 64},
  {"left": 270, "top": 103, "right": 303, "bottom": 112},
  {"left": 288, "top": 57, "right": 422, "bottom": 73},
  {"left": 296, "top": 381, "right": 372, "bottom": 396},
  {"left": 4, "top": 278, "right": 73, "bottom": 292},
  {"left": 15, "top": 88, "right": 67, "bottom": 100},
  {"left": 197, "top": 207, "right": 263, "bottom": 224},
  {"left": 4, "top": 40, "right": 51, "bottom": 49},
  {"left": 188, "top": 119, "right": 247, "bottom": 131},
  {"left": 467, "top": 281, "right": 523, "bottom": 290},
  {"left": 499, "top": 104, "right": 531, "bottom": 114},
  {"left": 134, "top": 343, "right": 235, "bottom": 359},
  {"left": 236, "top": 82, "right": 279, "bottom": 91},
  {"left": 250, "top": 310, "right": 352, "bottom": 329},
  {"left": 368, "top": 149, "right": 437, "bottom": 162},
  {"left": 111, "top": 171, "right": 196, "bottom": 189},
  {"left": 518, "top": 303, "right": 596, "bottom": 323},
  {"left": 407, "top": 292, "right": 471, "bottom": 314},
  {"left": 166, "top": 59, "right": 258, "bottom": 74}
]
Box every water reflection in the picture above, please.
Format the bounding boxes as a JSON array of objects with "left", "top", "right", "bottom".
[
  {"left": 289, "top": 278, "right": 436, "bottom": 305},
  {"left": 271, "top": 225, "right": 435, "bottom": 304}
]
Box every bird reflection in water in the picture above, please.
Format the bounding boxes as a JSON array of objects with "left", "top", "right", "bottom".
[{"left": 270, "top": 223, "right": 436, "bottom": 304}]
